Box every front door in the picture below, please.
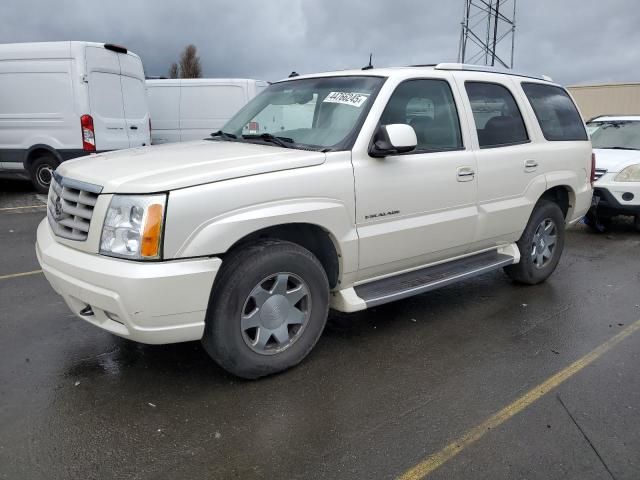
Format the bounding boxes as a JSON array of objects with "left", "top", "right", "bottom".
[{"left": 352, "top": 78, "right": 479, "bottom": 281}]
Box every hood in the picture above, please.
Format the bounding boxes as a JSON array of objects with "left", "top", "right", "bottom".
[
  {"left": 593, "top": 148, "right": 640, "bottom": 173},
  {"left": 57, "top": 141, "right": 326, "bottom": 193}
]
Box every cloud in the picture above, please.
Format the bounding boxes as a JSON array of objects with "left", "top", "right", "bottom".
[{"left": 0, "top": 0, "right": 638, "bottom": 85}]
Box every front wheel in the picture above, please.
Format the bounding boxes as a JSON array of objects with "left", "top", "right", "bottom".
[
  {"left": 202, "top": 240, "right": 329, "bottom": 379},
  {"left": 504, "top": 200, "right": 566, "bottom": 285}
]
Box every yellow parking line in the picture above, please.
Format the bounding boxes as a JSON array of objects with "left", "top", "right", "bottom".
[
  {"left": 0, "top": 204, "right": 46, "bottom": 212},
  {"left": 398, "top": 316, "right": 640, "bottom": 480},
  {"left": 0, "top": 270, "right": 43, "bottom": 281}
]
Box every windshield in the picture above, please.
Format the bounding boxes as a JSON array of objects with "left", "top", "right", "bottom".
[
  {"left": 217, "top": 76, "right": 385, "bottom": 150},
  {"left": 588, "top": 120, "right": 640, "bottom": 150}
]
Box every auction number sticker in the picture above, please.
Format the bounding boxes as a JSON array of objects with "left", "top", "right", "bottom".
[{"left": 323, "top": 91, "right": 369, "bottom": 107}]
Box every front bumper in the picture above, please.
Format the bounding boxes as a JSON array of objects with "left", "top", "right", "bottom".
[
  {"left": 36, "top": 219, "right": 221, "bottom": 344},
  {"left": 592, "top": 174, "right": 640, "bottom": 216}
]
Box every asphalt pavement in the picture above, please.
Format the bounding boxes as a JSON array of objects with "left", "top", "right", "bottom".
[{"left": 1, "top": 179, "right": 639, "bottom": 479}]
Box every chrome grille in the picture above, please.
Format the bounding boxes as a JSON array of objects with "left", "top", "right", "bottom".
[
  {"left": 47, "top": 172, "right": 102, "bottom": 241},
  {"left": 594, "top": 168, "right": 607, "bottom": 181}
]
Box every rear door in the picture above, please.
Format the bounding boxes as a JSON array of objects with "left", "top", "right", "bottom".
[
  {"left": 179, "top": 83, "right": 248, "bottom": 141},
  {"left": 85, "top": 46, "right": 129, "bottom": 150},
  {"left": 119, "top": 53, "right": 150, "bottom": 147},
  {"left": 147, "top": 83, "right": 181, "bottom": 144},
  {"left": 455, "top": 75, "right": 546, "bottom": 245}
]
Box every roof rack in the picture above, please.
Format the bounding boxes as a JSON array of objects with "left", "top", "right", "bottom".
[{"left": 434, "top": 63, "right": 553, "bottom": 82}]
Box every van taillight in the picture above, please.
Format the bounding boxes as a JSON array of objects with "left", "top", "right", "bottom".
[
  {"left": 81, "top": 115, "right": 96, "bottom": 152},
  {"left": 590, "top": 152, "right": 596, "bottom": 187}
]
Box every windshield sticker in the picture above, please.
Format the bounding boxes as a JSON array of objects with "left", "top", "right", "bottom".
[{"left": 323, "top": 91, "right": 369, "bottom": 107}]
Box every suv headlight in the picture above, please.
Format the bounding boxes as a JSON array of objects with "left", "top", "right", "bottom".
[
  {"left": 100, "top": 194, "right": 166, "bottom": 260},
  {"left": 614, "top": 164, "right": 640, "bottom": 182}
]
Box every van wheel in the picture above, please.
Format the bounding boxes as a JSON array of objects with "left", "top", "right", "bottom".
[
  {"left": 30, "top": 155, "right": 58, "bottom": 193},
  {"left": 504, "top": 200, "right": 566, "bottom": 285},
  {"left": 635, "top": 215, "right": 640, "bottom": 232},
  {"left": 202, "top": 240, "right": 329, "bottom": 379}
]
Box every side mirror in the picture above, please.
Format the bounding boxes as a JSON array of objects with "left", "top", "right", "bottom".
[{"left": 370, "top": 124, "right": 417, "bottom": 158}]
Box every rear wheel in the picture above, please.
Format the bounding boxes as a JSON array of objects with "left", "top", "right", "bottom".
[
  {"left": 202, "top": 240, "right": 329, "bottom": 379},
  {"left": 504, "top": 200, "right": 566, "bottom": 285},
  {"left": 635, "top": 215, "right": 640, "bottom": 232},
  {"left": 29, "top": 154, "right": 58, "bottom": 193}
]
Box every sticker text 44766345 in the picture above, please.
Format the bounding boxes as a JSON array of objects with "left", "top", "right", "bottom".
[{"left": 323, "top": 91, "right": 370, "bottom": 107}]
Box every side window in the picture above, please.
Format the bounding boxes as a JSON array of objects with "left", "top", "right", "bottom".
[
  {"left": 465, "top": 82, "right": 529, "bottom": 148},
  {"left": 380, "top": 79, "right": 463, "bottom": 152},
  {"left": 521, "top": 83, "right": 588, "bottom": 141}
]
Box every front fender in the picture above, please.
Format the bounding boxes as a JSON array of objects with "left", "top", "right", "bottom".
[{"left": 176, "top": 198, "right": 355, "bottom": 263}]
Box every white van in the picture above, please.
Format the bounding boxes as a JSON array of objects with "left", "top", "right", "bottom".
[
  {"left": 146, "top": 78, "right": 268, "bottom": 144},
  {"left": 0, "top": 41, "right": 151, "bottom": 192}
]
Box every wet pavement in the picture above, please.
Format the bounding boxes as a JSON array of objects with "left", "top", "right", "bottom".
[{"left": 1, "top": 182, "right": 639, "bottom": 479}]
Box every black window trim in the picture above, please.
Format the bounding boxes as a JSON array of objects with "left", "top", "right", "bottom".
[
  {"left": 520, "top": 81, "right": 589, "bottom": 142},
  {"left": 464, "top": 79, "right": 532, "bottom": 150},
  {"left": 370, "top": 77, "right": 466, "bottom": 157}
]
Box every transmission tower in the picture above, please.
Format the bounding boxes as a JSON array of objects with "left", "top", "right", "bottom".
[{"left": 457, "top": 0, "right": 517, "bottom": 68}]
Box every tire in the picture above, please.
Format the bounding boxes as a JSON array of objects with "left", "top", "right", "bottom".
[
  {"left": 504, "top": 200, "right": 566, "bottom": 285},
  {"left": 202, "top": 240, "right": 329, "bottom": 379},
  {"left": 584, "top": 209, "right": 611, "bottom": 233},
  {"left": 635, "top": 215, "right": 640, "bottom": 233},
  {"left": 30, "top": 154, "right": 58, "bottom": 194}
]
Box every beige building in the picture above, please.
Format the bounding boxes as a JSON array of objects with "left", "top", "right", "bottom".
[{"left": 567, "top": 83, "right": 640, "bottom": 120}]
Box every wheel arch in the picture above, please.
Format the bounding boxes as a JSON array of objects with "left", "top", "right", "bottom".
[
  {"left": 223, "top": 223, "right": 342, "bottom": 289},
  {"left": 24, "top": 144, "right": 62, "bottom": 171},
  {"left": 539, "top": 185, "right": 574, "bottom": 220}
]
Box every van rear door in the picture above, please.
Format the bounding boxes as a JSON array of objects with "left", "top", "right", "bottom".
[
  {"left": 119, "top": 53, "right": 150, "bottom": 147},
  {"left": 85, "top": 46, "right": 129, "bottom": 150},
  {"left": 179, "top": 83, "right": 248, "bottom": 142}
]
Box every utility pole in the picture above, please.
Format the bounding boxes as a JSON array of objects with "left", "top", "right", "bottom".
[{"left": 457, "top": 0, "right": 517, "bottom": 68}]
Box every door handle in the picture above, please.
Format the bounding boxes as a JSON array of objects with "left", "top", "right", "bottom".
[
  {"left": 524, "top": 160, "right": 538, "bottom": 171},
  {"left": 130, "top": 125, "right": 138, "bottom": 130},
  {"left": 457, "top": 166, "right": 475, "bottom": 182}
]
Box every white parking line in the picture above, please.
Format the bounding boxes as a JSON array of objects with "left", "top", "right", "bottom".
[
  {"left": 0, "top": 270, "right": 43, "bottom": 280},
  {"left": 0, "top": 204, "right": 46, "bottom": 212}
]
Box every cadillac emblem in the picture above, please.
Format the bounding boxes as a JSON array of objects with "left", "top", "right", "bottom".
[{"left": 53, "top": 196, "right": 63, "bottom": 220}]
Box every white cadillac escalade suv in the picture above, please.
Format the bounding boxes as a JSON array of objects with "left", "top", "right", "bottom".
[{"left": 36, "top": 64, "right": 594, "bottom": 378}]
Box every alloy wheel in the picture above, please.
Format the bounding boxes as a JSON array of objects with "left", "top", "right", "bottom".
[{"left": 241, "top": 272, "right": 311, "bottom": 355}]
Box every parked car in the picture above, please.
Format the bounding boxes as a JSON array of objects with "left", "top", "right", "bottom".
[
  {"left": 585, "top": 115, "right": 640, "bottom": 231},
  {"left": 146, "top": 78, "right": 268, "bottom": 144},
  {"left": 36, "top": 64, "right": 593, "bottom": 378},
  {"left": 0, "top": 41, "right": 150, "bottom": 193}
]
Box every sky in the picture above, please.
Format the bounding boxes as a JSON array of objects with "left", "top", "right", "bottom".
[{"left": 1, "top": 0, "right": 639, "bottom": 86}]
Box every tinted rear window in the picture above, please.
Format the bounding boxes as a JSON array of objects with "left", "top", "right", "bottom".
[
  {"left": 521, "top": 83, "right": 587, "bottom": 141},
  {"left": 465, "top": 82, "right": 529, "bottom": 148}
]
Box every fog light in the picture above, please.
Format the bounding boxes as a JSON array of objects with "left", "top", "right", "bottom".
[{"left": 622, "top": 192, "right": 634, "bottom": 201}]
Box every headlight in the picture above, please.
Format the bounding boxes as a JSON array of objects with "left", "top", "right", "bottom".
[
  {"left": 100, "top": 194, "right": 166, "bottom": 260},
  {"left": 615, "top": 164, "right": 640, "bottom": 182}
]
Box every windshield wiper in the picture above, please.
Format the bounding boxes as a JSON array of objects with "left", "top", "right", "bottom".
[
  {"left": 241, "top": 133, "right": 295, "bottom": 149},
  {"left": 209, "top": 130, "right": 237, "bottom": 140},
  {"left": 601, "top": 146, "right": 639, "bottom": 150}
]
